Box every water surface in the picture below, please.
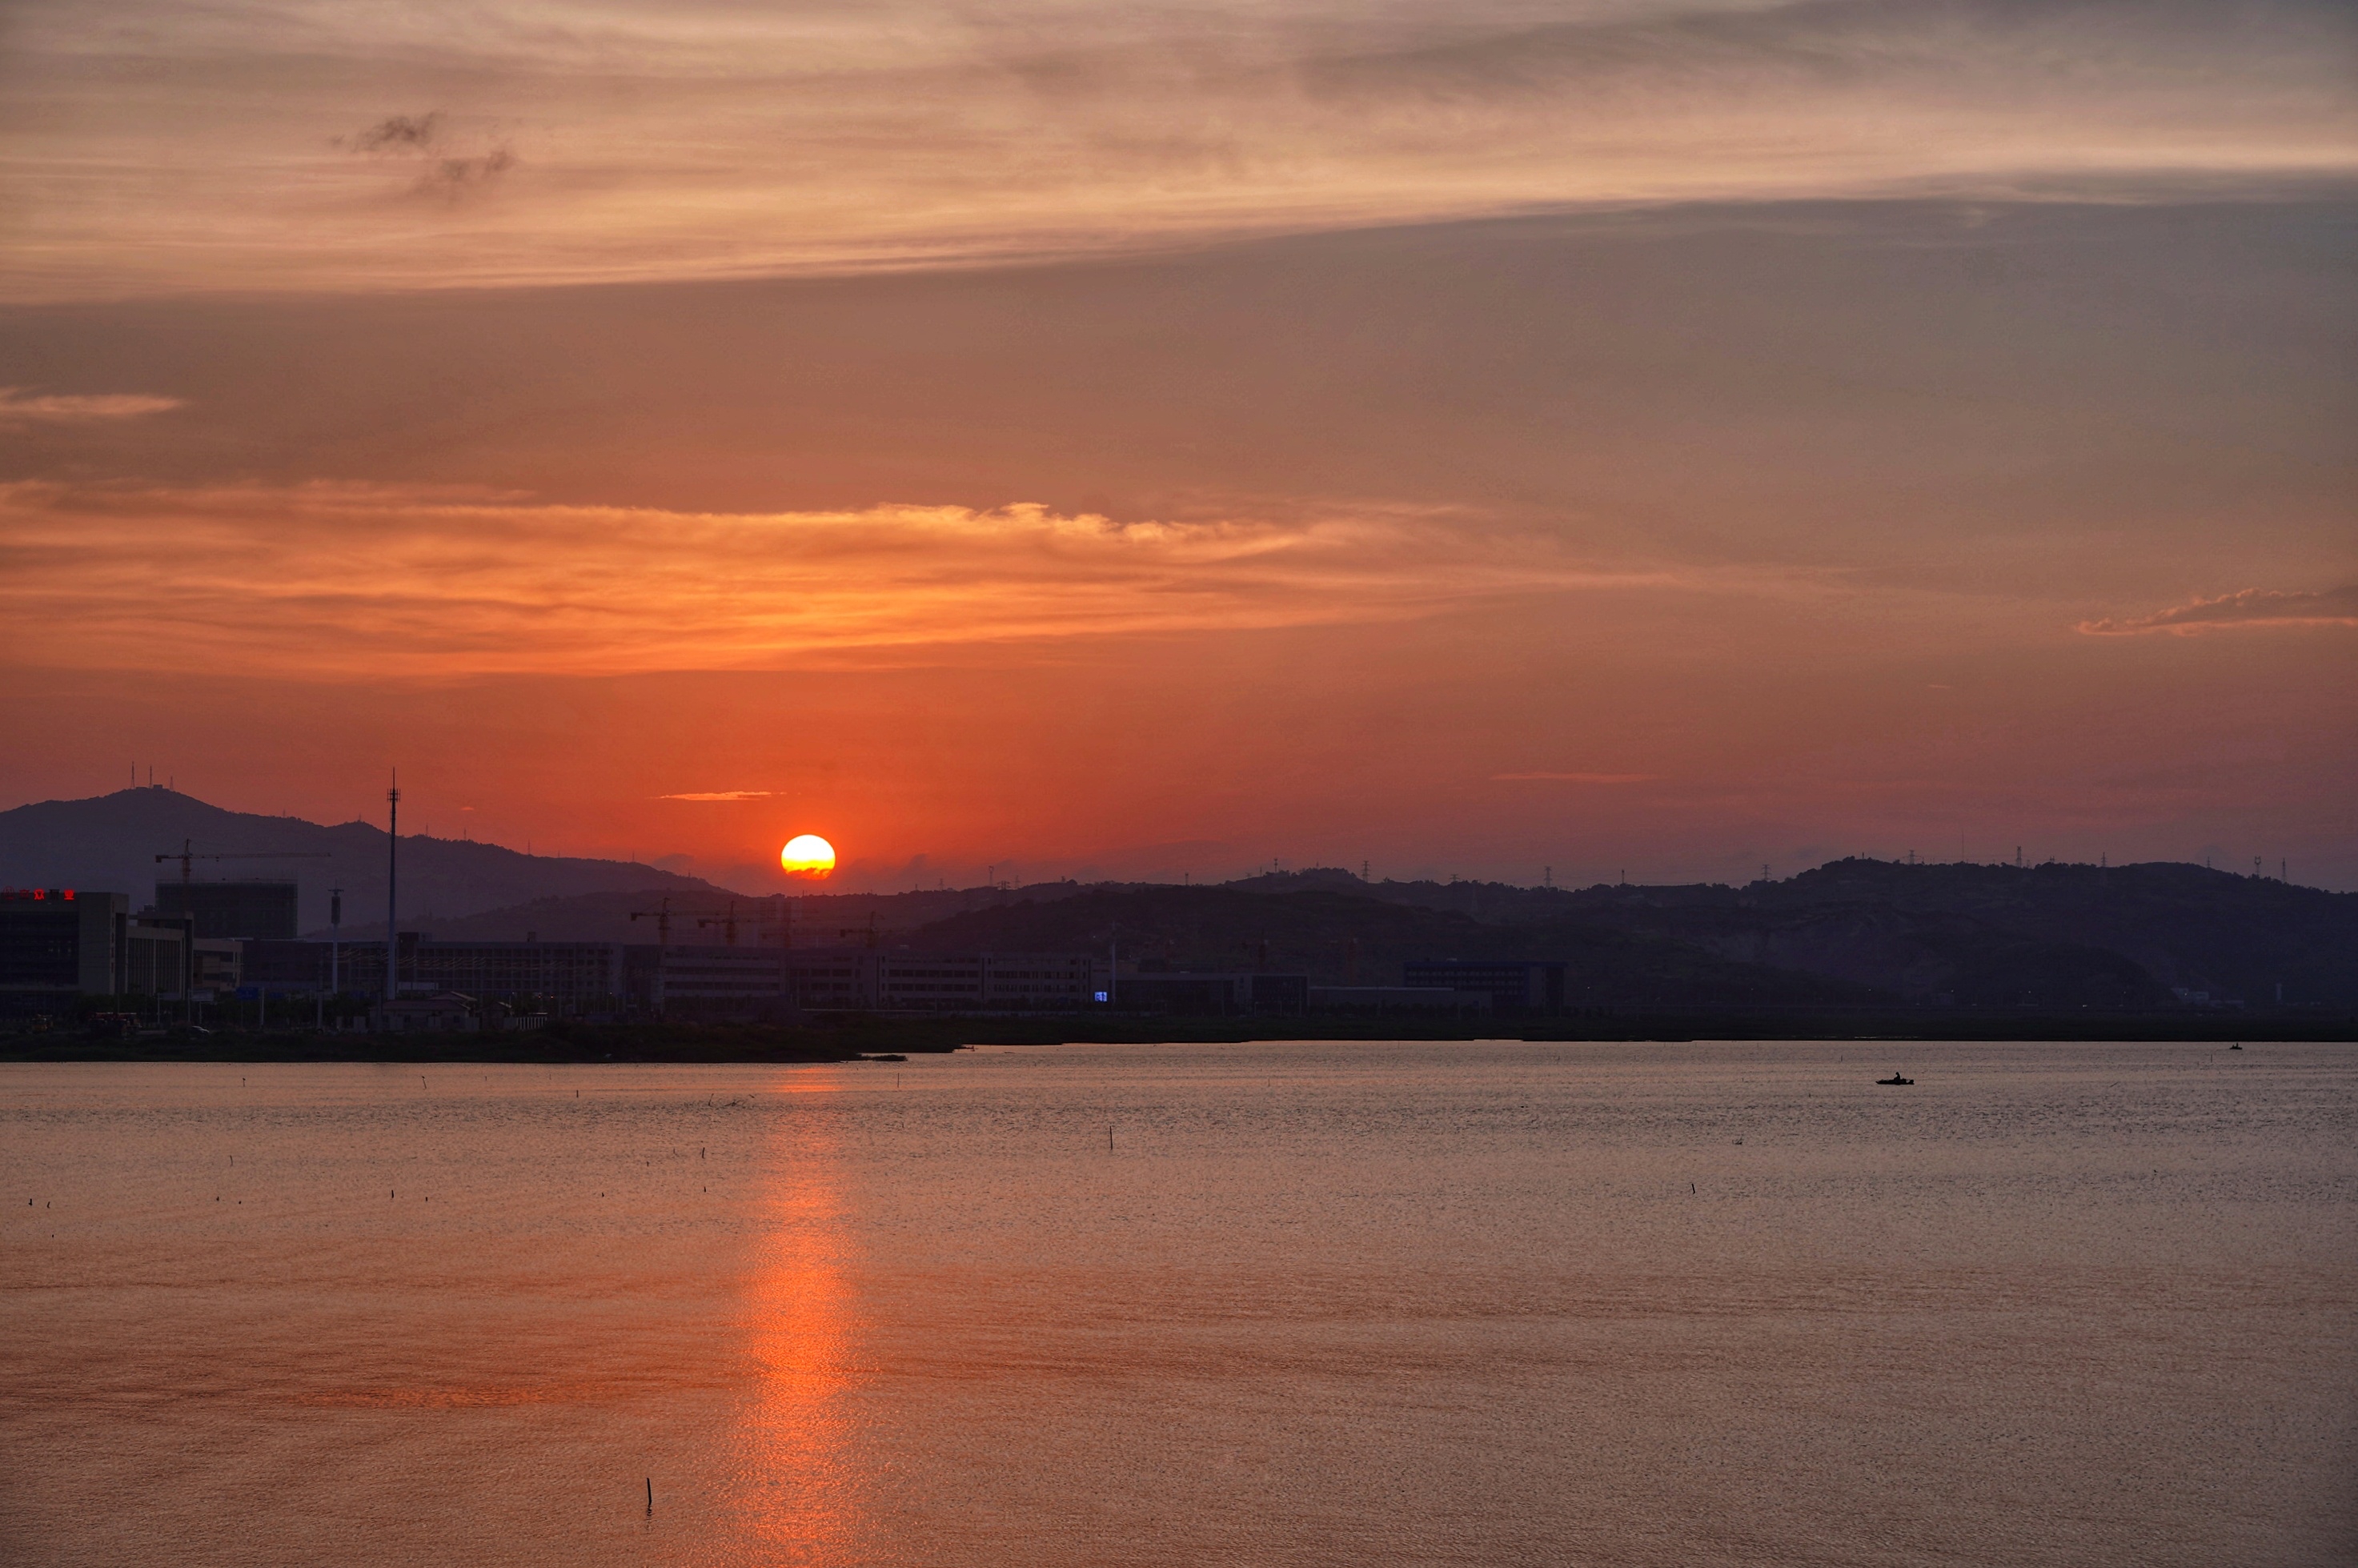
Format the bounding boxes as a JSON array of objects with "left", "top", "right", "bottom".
[{"left": 4, "top": 1041, "right": 2352, "bottom": 1566}]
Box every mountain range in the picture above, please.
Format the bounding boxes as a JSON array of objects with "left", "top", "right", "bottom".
[
  {"left": 3, "top": 789, "right": 2349, "bottom": 1009},
  {"left": 0, "top": 788, "right": 712, "bottom": 932}
]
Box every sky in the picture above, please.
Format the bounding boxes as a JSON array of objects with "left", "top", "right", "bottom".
[{"left": 2, "top": 0, "right": 2353, "bottom": 892}]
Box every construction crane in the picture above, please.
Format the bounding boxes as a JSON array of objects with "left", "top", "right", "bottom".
[
  {"left": 629, "top": 896, "right": 676, "bottom": 947},
  {"left": 696, "top": 900, "right": 744, "bottom": 947},
  {"left": 840, "top": 912, "right": 897, "bottom": 949},
  {"left": 154, "top": 840, "right": 330, "bottom": 885}
]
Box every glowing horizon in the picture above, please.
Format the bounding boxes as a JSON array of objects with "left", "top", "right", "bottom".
[{"left": 0, "top": 0, "right": 2349, "bottom": 888}]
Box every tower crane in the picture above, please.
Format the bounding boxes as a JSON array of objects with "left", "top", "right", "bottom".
[
  {"left": 696, "top": 900, "right": 744, "bottom": 946},
  {"left": 628, "top": 896, "right": 676, "bottom": 947},
  {"left": 840, "top": 912, "right": 900, "bottom": 949},
  {"left": 150, "top": 840, "right": 331, "bottom": 1021},
  {"left": 154, "top": 840, "right": 330, "bottom": 885}
]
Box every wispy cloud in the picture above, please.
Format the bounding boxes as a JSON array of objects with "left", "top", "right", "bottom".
[
  {"left": 0, "top": 389, "right": 183, "bottom": 425},
  {"left": 2078, "top": 585, "right": 2358, "bottom": 636},
  {"left": 4, "top": 0, "right": 2351, "bottom": 299},
  {"left": 0, "top": 479, "right": 1735, "bottom": 680},
  {"left": 345, "top": 114, "right": 442, "bottom": 154},
  {"left": 1491, "top": 772, "right": 1657, "bottom": 784},
  {"left": 338, "top": 111, "right": 517, "bottom": 202},
  {"left": 656, "top": 791, "right": 777, "bottom": 801}
]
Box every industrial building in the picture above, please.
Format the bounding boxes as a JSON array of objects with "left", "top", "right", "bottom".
[
  {"left": 1113, "top": 970, "right": 1311, "bottom": 1015},
  {"left": 1307, "top": 985, "right": 1490, "bottom": 1013},
  {"left": 7, "top": 882, "right": 1577, "bottom": 1025},
  {"left": 0, "top": 888, "right": 198, "bottom": 1008},
  {"left": 660, "top": 945, "right": 1104, "bottom": 1015},
  {"left": 1400, "top": 960, "right": 1566, "bottom": 1013},
  {"left": 153, "top": 880, "right": 300, "bottom": 940},
  {"left": 246, "top": 936, "right": 630, "bottom": 1010},
  {"left": 239, "top": 934, "right": 1105, "bottom": 1017}
]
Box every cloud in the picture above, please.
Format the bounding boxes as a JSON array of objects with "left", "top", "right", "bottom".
[
  {"left": 0, "top": 389, "right": 183, "bottom": 426},
  {"left": 1491, "top": 772, "right": 1657, "bottom": 784},
  {"left": 656, "top": 791, "right": 777, "bottom": 801},
  {"left": 347, "top": 114, "right": 443, "bottom": 154},
  {"left": 4, "top": 0, "right": 2352, "bottom": 299},
  {"left": 0, "top": 479, "right": 1750, "bottom": 680},
  {"left": 2077, "top": 585, "right": 2358, "bottom": 636},
  {"left": 340, "top": 112, "right": 516, "bottom": 202},
  {"left": 417, "top": 147, "right": 516, "bottom": 199}
]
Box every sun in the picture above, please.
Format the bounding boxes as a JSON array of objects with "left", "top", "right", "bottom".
[{"left": 780, "top": 834, "right": 836, "bottom": 878}]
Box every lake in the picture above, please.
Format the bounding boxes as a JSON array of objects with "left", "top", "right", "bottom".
[{"left": 2, "top": 1041, "right": 2352, "bottom": 1566}]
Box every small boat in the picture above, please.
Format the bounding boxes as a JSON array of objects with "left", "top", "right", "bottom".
[
  {"left": 2229, "top": 1043, "right": 2244, "bottom": 1051},
  {"left": 1877, "top": 1073, "right": 1913, "bottom": 1085}
]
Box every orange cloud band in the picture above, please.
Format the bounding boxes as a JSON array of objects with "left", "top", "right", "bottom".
[
  {"left": 0, "top": 479, "right": 1696, "bottom": 680},
  {"left": 0, "top": 388, "right": 184, "bottom": 424}
]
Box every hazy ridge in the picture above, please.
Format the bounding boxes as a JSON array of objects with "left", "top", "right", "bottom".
[
  {"left": 0, "top": 788, "right": 714, "bottom": 931},
  {"left": 7, "top": 790, "right": 2349, "bottom": 1009}
]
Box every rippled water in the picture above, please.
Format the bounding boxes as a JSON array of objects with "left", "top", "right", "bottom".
[{"left": 3, "top": 1041, "right": 2353, "bottom": 1566}]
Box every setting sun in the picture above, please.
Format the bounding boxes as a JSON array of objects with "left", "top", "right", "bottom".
[{"left": 780, "top": 834, "right": 837, "bottom": 878}]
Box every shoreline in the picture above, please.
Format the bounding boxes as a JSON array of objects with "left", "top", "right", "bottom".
[{"left": 3, "top": 1011, "right": 2349, "bottom": 1063}]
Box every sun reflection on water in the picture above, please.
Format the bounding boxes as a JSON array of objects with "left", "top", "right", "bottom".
[{"left": 732, "top": 1103, "right": 860, "bottom": 1563}]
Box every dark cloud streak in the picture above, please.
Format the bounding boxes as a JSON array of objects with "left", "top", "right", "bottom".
[
  {"left": 346, "top": 113, "right": 444, "bottom": 153},
  {"left": 340, "top": 112, "right": 516, "bottom": 200}
]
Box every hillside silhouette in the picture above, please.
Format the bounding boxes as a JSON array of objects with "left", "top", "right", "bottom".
[
  {"left": 1205, "top": 860, "right": 2353, "bottom": 1008},
  {"left": 902, "top": 887, "right": 1875, "bottom": 1008},
  {"left": 0, "top": 788, "right": 712, "bottom": 931},
  {"left": 7, "top": 788, "right": 2345, "bottom": 1009},
  {"left": 282, "top": 858, "right": 2351, "bottom": 1011}
]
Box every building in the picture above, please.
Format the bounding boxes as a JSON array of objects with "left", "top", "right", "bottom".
[
  {"left": 768, "top": 948, "right": 1103, "bottom": 1013},
  {"left": 234, "top": 936, "right": 1104, "bottom": 1016},
  {"left": 648, "top": 946, "right": 1103, "bottom": 1014},
  {"left": 0, "top": 888, "right": 195, "bottom": 1007},
  {"left": 962, "top": 953, "right": 1101, "bottom": 1011},
  {"left": 247, "top": 936, "right": 630, "bottom": 1010},
  {"left": 370, "top": 992, "right": 479, "bottom": 1032},
  {"left": 641, "top": 944, "right": 793, "bottom": 1013},
  {"left": 154, "top": 880, "right": 299, "bottom": 940},
  {"left": 1115, "top": 970, "right": 1310, "bottom": 1015},
  {"left": 2, "top": 888, "right": 123, "bottom": 1001},
  {"left": 124, "top": 913, "right": 193, "bottom": 998},
  {"left": 191, "top": 938, "right": 241, "bottom": 997},
  {"left": 1308, "top": 985, "right": 1490, "bottom": 1013},
  {"left": 1401, "top": 960, "right": 1566, "bottom": 1013}
]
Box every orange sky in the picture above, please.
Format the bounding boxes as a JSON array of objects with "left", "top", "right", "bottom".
[{"left": 2, "top": 1, "right": 2354, "bottom": 889}]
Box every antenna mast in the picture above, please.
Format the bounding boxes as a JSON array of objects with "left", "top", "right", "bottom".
[{"left": 386, "top": 772, "right": 400, "bottom": 1004}]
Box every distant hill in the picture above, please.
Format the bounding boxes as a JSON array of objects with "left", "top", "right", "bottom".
[
  {"left": 1522, "top": 860, "right": 2352, "bottom": 1008},
  {"left": 282, "top": 857, "right": 2356, "bottom": 1011},
  {"left": 1209, "top": 860, "right": 2358, "bottom": 1008},
  {"left": 37, "top": 794, "right": 2337, "bottom": 1010},
  {"left": 0, "top": 788, "right": 714, "bottom": 931},
  {"left": 898, "top": 886, "right": 1879, "bottom": 1008}
]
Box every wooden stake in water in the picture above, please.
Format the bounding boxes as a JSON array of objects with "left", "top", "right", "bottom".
[{"left": 646, "top": 1478, "right": 654, "bottom": 1514}]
